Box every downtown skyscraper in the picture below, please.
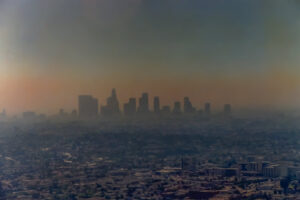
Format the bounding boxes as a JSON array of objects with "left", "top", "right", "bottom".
[{"left": 78, "top": 95, "right": 98, "bottom": 118}]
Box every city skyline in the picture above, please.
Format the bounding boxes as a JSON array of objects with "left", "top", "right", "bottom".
[
  {"left": 4, "top": 88, "right": 233, "bottom": 117},
  {"left": 1, "top": 1, "right": 300, "bottom": 199},
  {"left": 1, "top": 0, "right": 300, "bottom": 114},
  {"left": 0, "top": 83, "right": 298, "bottom": 116}
]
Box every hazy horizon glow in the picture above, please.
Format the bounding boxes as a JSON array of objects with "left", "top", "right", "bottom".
[{"left": 1, "top": 0, "right": 300, "bottom": 114}]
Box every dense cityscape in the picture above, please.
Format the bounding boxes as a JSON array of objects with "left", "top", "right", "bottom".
[
  {"left": 1, "top": 1, "right": 300, "bottom": 199},
  {"left": 0, "top": 89, "right": 300, "bottom": 199},
  {"left": 3, "top": 89, "right": 232, "bottom": 120}
]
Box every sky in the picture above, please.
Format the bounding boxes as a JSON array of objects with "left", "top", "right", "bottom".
[{"left": 0, "top": 0, "right": 300, "bottom": 114}]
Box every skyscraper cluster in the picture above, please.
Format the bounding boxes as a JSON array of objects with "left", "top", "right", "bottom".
[
  {"left": 137, "top": 93, "right": 149, "bottom": 113},
  {"left": 124, "top": 98, "right": 136, "bottom": 116},
  {"left": 101, "top": 88, "right": 120, "bottom": 116},
  {"left": 184, "top": 97, "right": 196, "bottom": 114},
  {"left": 78, "top": 89, "right": 232, "bottom": 118}
]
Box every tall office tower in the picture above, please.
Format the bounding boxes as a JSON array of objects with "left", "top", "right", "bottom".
[
  {"left": 78, "top": 95, "right": 98, "bottom": 118},
  {"left": 184, "top": 97, "right": 196, "bottom": 113},
  {"left": 153, "top": 96, "right": 160, "bottom": 114},
  {"left": 138, "top": 93, "right": 149, "bottom": 113},
  {"left": 124, "top": 98, "right": 136, "bottom": 116},
  {"left": 128, "top": 98, "right": 136, "bottom": 114},
  {"left": 101, "top": 88, "right": 120, "bottom": 116},
  {"left": 109, "top": 88, "right": 120, "bottom": 113},
  {"left": 205, "top": 103, "right": 211, "bottom": 115},
  {"left": 173, "top": 101, "right": 181, "bottom": 114},
  {"left": 224, "top": 104, "right": 232, "bottom": 115}
]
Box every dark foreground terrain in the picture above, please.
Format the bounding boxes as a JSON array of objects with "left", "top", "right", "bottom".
[{"left": 0, "top": 115, "right": 300, "bottom": 199}]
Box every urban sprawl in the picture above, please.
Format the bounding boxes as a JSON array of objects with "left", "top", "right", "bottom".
[{"left": 0, "top": 89, "right": 299, "bottom": 199}]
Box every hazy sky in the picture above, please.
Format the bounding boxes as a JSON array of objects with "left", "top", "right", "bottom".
[{"left": 1, "top": 0, "right": 300, "bottom": 114}]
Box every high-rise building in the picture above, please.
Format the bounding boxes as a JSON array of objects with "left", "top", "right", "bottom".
[
  {"left": 137, "top": 93, "right": 149, "bottom": 114},
  {"left": 184, "top": 97, "right": 196, "bottom": 114},
  {"left": 78, "top": 95, "right": 98, "bottom": 118},
  {"left": 124, "top": 98, "right": 136, "bottom": 116},
  {"left": 153, "top": 96, "right": 160, "bottom": 114},
  {"left": 101, "top": 88, "right": 120, "bottom": 116},
  {"left": 205, "top": 103, "right": 211, "bottom": 115},
  {"left": 129, "top": 98, "right": 136, "bottom": 114},
  {"left": 161, "top": 105, "right": 171, "bottom": 115},
  {"left": 109, "top": 88, "right": 120, "bottom": 113},
  {"left": 224, "top": 104, "right": 231, "bottom": 115},
  {"left": 173, "top": 101, "right": 181, "bottom": 114}
]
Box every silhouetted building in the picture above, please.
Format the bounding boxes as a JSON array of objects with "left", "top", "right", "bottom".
[
  {"left": 137, "top": 93, "right": 149, "bottom": 114},
  {"left": 184, "top": 97, "right": 196, "bottom": 114},
  {"left": 198, "top": 109, "right": 203, "bottom": 115},
  {"left": 59, "top": 109, "right": 65, "bottom": 117},
  {"left": 71, "top": 109, "right": 77, "bottom": 117},
  {"left": 101, "top": 88, "right": 120, "bottom": 116},
  {"left": 124, "top": 98, "right": 136, "bottom": 116},
  {"left": 78, "top": 95, "right": 98, "bottom": 118},
  {"left": 38, "top": 114, "right": 46, "bottom": 120},
  {"left": 129, "top": 98, "right": 136, "bottom": 113},
  {"left": 173, "top": 101, "right": 181, "bottom": 114},
  {"left": 224, "top": 104, "right": 231, "bottom": 115},
  {"left": 205, "top": 103, "right": 211, "bottom": 115},
  {"left": 161, "top": 105, "right": 171, "bottom": 115},
  {"left": 0, "top": 109, "right": 6, "bottom": 118},
  {"left": 153, "top": 96, "right": 160, "bottom": 114},
  {"left": 263, "top": 165, "right": 280, "bottom": 178},
  {"left": 23, "top": 111, "right": 36, "bottom": 119}
]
